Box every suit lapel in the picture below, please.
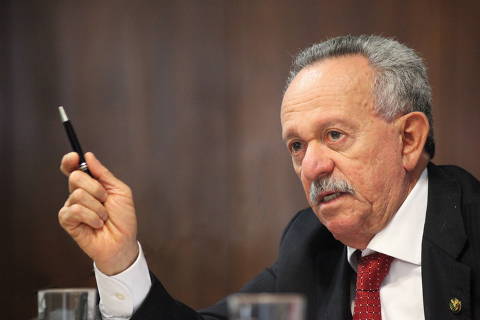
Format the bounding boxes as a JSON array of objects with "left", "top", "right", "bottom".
[
  {"left": 422, "top": 164, "right": 471, "bottom": 320},
  {"left": 318, "top": 247, "right": 353, "bottom": 320},
  {"left": 275, "top": 209, "right": 351, "bottom": 320}
]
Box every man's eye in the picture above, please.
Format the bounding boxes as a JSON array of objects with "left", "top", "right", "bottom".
[
  {"left": 290, "top": 141, "right": 303, "bottom": 152},
  {"left": 327, "top": 130, "right": 343, "bottom": 141}
]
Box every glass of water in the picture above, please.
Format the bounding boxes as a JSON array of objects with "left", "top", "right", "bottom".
[
  {"left": 228, "top": 293, "right": 305, "bottom": 320},
  {"left": 37, "top": 288, "right": 97, "bottom": 320}
]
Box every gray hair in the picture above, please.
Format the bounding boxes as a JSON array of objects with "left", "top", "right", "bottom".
[{"left": 286, "top": 35, "right": 435, "bottom": 158}]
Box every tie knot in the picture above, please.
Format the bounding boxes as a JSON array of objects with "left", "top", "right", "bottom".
[{"left": 356, "top": 252, "right": 393, "bottom": 291}]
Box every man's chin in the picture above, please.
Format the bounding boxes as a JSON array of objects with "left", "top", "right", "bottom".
[{"left": 312, "top": 211, "right": 372, "bottom": 248}]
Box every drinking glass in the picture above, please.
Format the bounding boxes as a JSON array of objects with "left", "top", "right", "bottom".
[
  {"left": 228, "top": 293, "right": 305, "bottom": 320},
  {"left": 37, "top": 288, "right": 97, "bottom": 320}
]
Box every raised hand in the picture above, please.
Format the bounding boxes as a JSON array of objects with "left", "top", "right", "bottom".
[{"left": 58, "top": 152, "right": 139, "bottom": 275}]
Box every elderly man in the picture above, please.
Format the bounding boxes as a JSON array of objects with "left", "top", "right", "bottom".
[{"left": 59, "top": 35, "right": 480, "bottom": 320}]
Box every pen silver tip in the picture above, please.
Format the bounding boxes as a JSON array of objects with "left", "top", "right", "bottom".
[{"left": 58, "top": 106, "right": 69, "bottom": 122}]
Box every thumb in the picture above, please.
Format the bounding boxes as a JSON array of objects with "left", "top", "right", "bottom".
[{"left": 85, "top": 152, "right": 129, "bottom": 192}]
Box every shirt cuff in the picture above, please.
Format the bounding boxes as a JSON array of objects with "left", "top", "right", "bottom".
[{"left": 94, "top": 242, "right": 152, "bottom": 319}]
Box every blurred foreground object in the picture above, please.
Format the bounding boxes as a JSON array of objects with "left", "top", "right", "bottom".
[
  {"left": 37, "top": 288, "right": 98, "bottom": 320},
  {"left": 228, "top": 293, "right": 305, "bottom": 320}
]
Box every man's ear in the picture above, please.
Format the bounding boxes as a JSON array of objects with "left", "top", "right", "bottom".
[{"left": 396, "top": 112, "right": 430, "bottom": 172}]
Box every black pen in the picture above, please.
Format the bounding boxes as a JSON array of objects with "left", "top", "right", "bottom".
[{"left": 58, "top": 106, "right": 93, "bottom": 177}]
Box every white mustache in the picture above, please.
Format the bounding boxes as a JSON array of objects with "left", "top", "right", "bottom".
[{"left": 309, "top": 177, "right": 355, "bottom": 205}]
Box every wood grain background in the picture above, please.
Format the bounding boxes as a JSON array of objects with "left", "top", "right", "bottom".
[{"left": 2, "top": 1, "right": 479, "bottom": 319}]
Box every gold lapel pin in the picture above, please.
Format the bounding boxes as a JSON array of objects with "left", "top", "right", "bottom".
[{"left": 449, "top": 297, "right": 462, "bottom": 314}]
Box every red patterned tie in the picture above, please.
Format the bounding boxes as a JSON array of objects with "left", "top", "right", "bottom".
[{"left": 353, "top": 252, "right": 393, "bottom": 320}]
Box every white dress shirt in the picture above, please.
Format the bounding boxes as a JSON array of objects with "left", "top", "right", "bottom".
[
  {"left": 95, "top": 169, "right": 428, "bottom": 319},
  {"left": 94, "top": 243, "right": 151, "bottom": 319},
  {"left": 347, "top": 168, "right": 428, "bottom": 319}
]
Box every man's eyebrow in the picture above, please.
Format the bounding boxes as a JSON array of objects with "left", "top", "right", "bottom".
[{"left": 282, "top": 129, "right": 298, "bottom": 142}]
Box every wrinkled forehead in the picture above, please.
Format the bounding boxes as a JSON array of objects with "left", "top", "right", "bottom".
[{"left": 281, "top": 55, "right": 376, "bottom": 118}]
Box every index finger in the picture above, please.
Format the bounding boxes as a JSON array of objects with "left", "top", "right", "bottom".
[
  {"left": 68, "top": 170, "right": 108, "bottom": 202},
  {"left": 60, "top": 152, "right": 81, "bottom": 176}
]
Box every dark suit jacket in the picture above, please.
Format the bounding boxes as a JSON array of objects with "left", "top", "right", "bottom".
[{"left": 132, "top": 164, "right": 480, "bottom": 320}]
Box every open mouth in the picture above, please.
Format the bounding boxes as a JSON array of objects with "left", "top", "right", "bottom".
[{"left": 318, "top": 191, "right": 348, "bottom": 204}]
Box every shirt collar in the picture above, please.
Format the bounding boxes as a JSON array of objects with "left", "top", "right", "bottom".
[{"left": 347, "top": 168, "right": 428, "bottom": 269}]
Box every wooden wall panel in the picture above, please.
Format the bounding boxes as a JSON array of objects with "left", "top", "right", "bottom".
[{"left": 3, "top": 1, "right": 479, "bottom": 318}]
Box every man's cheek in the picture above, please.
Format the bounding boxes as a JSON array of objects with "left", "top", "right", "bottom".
[
  {"left": 301, "top": 182, "right": 313, "bottom": 204},
  {"left": 302, "top": 180, "right": 311, "bottom": 196},
  {"left": 294, "top": 163, "right": 302, "bottom": 178}
]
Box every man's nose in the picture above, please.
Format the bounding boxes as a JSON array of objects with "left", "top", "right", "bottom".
[{"left": 301, "top": 143, "right": 334, "bottom": 181}]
